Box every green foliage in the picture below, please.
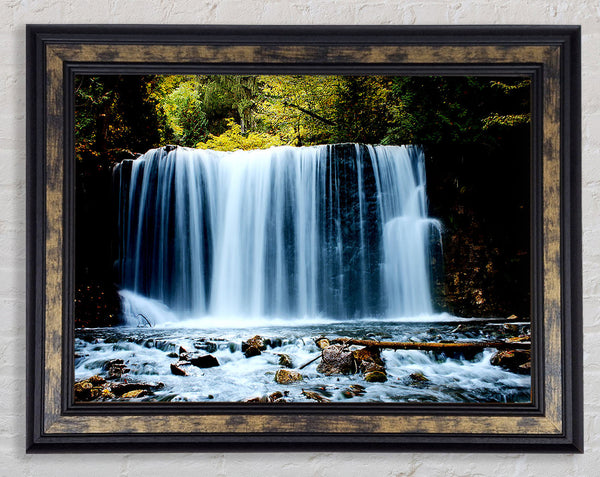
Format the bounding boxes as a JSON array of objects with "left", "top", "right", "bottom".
[
  {"left": 161, "top": 80, "right": 208, "bottom": 147},
  {"left": 195, "top": 119, "right": 284, "bottom": 151},
  {"left": 382, "top": 76, "right": 530, "bottom": 147},
  {"left": 257, "top": 75, "right": 340, "bottom": 145},
  {"left": 76, "top": 74, "right": 531, "bottom": 155}
]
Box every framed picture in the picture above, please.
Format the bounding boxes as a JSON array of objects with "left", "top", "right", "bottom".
[{"left": 26, "top": 25, "right": 582, "bottom": 452}]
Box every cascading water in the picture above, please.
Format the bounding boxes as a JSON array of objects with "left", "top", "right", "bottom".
[{"left": 113, "top": 144, "right": 443, "bottom": 325}]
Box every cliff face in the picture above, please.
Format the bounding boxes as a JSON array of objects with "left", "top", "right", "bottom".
[{"left": 425, "top": 138, "right": 530, "bottom": 319}]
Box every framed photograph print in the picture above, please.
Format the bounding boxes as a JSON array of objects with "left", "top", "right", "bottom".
[{"left": 26, "top": 25, "right": 582, "bottom": 452}]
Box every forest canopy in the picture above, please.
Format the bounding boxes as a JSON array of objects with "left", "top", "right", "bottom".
[{"left": 75, "top": 74, "right": 530, "bottom": 164}]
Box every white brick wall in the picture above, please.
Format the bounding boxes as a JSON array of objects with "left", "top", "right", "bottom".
[{"left": 1, "top": 1, "right": 596, "bottom": 475}]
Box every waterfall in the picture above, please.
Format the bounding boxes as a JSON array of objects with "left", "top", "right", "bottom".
[{"left": 113, "top": 144, "right": 442, "bottom": 324}]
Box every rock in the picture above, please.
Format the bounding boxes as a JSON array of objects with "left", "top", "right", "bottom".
[
  {"left": 242, "top": 335, "right": 268, "bottom": 358},
  {"left": 364, "top": 370, "right": 387, "bottom": 383},
  {"left": 507, "top": 314, "right": 518, "bottom": 320},
  {"left": 275, "top": 369, "right": 303, "bottom": 384},
  {"left": 490, "top": 349, "right": 531, "bottom": 374},
  {"left": 507, "top": 335, "right": 531, "bottom": 343},
  {"left": 102, "top": 359, "right": 130, "bottom": 379},
  {"left": 190, "top": 354, "right": 220, "bottom": 368},
  {"left": 315, "top": 337, "right": 330, "bottom": 349},
  {"left": 121, "top": 389, "right": 148, "bottom": 398},
  {"left": 110, "top": 382, "right": 164, "bottom": 397},
  {"left": 277, "top": 353, "right": 293, "bottom": 368},
  {"left": 194, "top": 340, "right": 218, "bottom": 353},
  {"left": 409, "top": 372, "right": 429, "bottom": 384},
  {"left": 74, "top": 376, "right": 107, "bottom": 401},
  {"left": 301, "top": 390, "right": 330, "bottom": 402},
  {"left": 170, "top": 363, "right": 188, "bottom": 376},
  {"left": 74, "top": 380, "right": 94, "bottom": 401},
  {"left": 316, "top": 344, "right": 355, "bottom": 375},
  {"left": 99, "top": 388, "right": 115, "bottom": 400},
  {"left": 341, "top": 384, "right": 366, "bottom": 399},
  {"left": 352, "top": 346, "right": 385, "bottom": 374},
  {"left": 242, "top": 335, "right": 268, "bottom": 352},
  {"left": 267, "top": 391, "right": 284, "bottom": 402},
  {"left": 167, "top": 352, "right": 179, "bottom": 358},
  {"left": 88, "top": 375, "right": 106, "bottom": 386},
  {"left": 244, "top": 346, "right": 262, "bottom": 358}
]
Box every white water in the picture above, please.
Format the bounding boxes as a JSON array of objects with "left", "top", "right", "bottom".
[
  {"left": 75, "top": 322, "right": 531, "bottom": 403},
  {"left": 114, "top": 144, "right": 442, "bottom": 325}
]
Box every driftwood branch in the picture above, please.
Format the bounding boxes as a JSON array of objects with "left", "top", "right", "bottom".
[
  {"left": 298, "top": 353, "right": 323, "bottom": 370},
  {"left": 330, "top": 338, "right": 530, "bottom": 351}
]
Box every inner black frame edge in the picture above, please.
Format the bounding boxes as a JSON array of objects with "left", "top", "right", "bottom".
[{"left": 64, "top": 62, "right": 542, "bottom": 417}]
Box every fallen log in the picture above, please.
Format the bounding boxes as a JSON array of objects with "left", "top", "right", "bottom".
[{"left": 330, "top": 338, "right": 530, "bottom": 351}]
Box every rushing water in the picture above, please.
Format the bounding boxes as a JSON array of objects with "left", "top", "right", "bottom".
[
  {"left": 113, "top": 144, "right": 442, "bottom": 324},
  {"left": 84, "top": 144, "right": 531, "bottom": 403},
  {"left": 75, "top": 319, "right": 531, "bottom": 403}
]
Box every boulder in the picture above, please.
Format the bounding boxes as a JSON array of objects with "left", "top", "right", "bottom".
[
  {"left": 490, "top": 349, "right": 531, "bottom": 374},
  {"left": 315, "top": 337, "right": 330, "bottom": 350},
  {"left": 275, "top": 369, "right": 303, "bottom": 384},
  {"left": 170, "top": 363, "right": 188, "bottom": 376},
  {"left": 242, "top": 335, "right": 269, "bottom": 358},
  {"left": 102, "top": 359, "right": 130, "bottom": 379},
  {"left": 110, "top": 382, "right": 164, "bottom": 397},
  {"left": 242, "top": 335, "right": 268, "bottom": 352},
  {"left": 74, "top": 376, "right": 106, "bottom": 401},
  {"left": 190, "top": 354, "right": 220, "bottom": 368},
  {"left": 277, "top": 353, "right": 293, "bottom": 368},
  {"left": 121, "top": 389, "right": 148, "bottom": 398},
  {"left": 364, "top": 370, "right": 387, "bottom": 383},
  {"left": 341, "top": 384, "right": 366, "bottom": 399},
  {"left": 301, "top": 390, "right": 330, "bottom": 402},
  {"left": 243, "top": 346, "right": 262, "bottom": 358},
  {"left": 409, "top": 372, "right": 429, "bottom": 384},
  {"left": 352, "top": 346, "right": 385, "bottom": 374},
  {"left": 316, "top": 344, "right": 355, "bottom": 375}
]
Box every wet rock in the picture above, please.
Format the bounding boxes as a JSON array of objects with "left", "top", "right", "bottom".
[
  {"left": 242, "top": 335, "right": 269, "bottom": 358},
  {"left": 409, "top": 372, "right": 430, "bottom": 384},
  {"left": 364, "top": 370, "right": 387, "bottom": 383},
  {"left": 102, "top": 359, "right": 130, "bottom": 379},
  {"left": 277, "top": 353, "right": 293, "bottom": 368},
  {"left": 244, "top": 346, "right": 262, "bottom": 358},
  {"left": 179, "top": 346, "right": 188, "bottom": 355},
  {"left": 88, "top": 375, "right": 106, "bottom": 386},
  {"left": 190, "top": 354, "right": 220, "bottom": 368},
  {"left": 341, "top": 384, "right": 366, "bottom": 399},
  {"left": 170, "top": 363, "right": 188, "bottom": 376},
  {"left": 301, "top": 390, "right": 330, "bottom": 402},
  {"left": 316, "top": 344, "right": 355, "bottom": 375},
  {"left": 194, "top": 340, "right": 218, "bottom": 353},
  {"left": 242, "top": 335, "right": 268, "bottom": 352},
  {"left": 167, "top": 352, "right": 179, "bottom": 358},
  {"left": 490, "top": 349, "right": 531, "bottom": 374},
  {"left": 352, "top": 346, "right": 385, "bottom": 374},
  {"left": 110, "top": 382, "right": 164, "bottom": 397},
  {"left": 315, "top": 337, "right": 330, "bottom": 350},
  {"left": 74, "top": 375, "right": 108, "bottom": 401},
  {"left": 275, "top": 369, "right": 303, "bottom": 384},
  {"left": 121, "top": 389, "right": 148, "bottom": 399}
]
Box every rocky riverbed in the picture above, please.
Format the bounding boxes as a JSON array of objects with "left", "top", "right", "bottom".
[{"left": 74, "top": 318, "right": 531, "bottom": 404}]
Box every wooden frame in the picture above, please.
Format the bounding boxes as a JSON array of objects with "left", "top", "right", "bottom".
[{"left": 26, "top": 25, "right": 582, "bottom": 452}]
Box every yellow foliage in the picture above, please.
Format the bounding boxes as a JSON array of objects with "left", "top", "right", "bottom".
[{"left": 196, "top": 119, "right": 284, "bottom": 151}]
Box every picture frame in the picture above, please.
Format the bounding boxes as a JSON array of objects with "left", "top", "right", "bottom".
[{"left": 26, "top": 25, "right": 582, "bottom": 452}]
